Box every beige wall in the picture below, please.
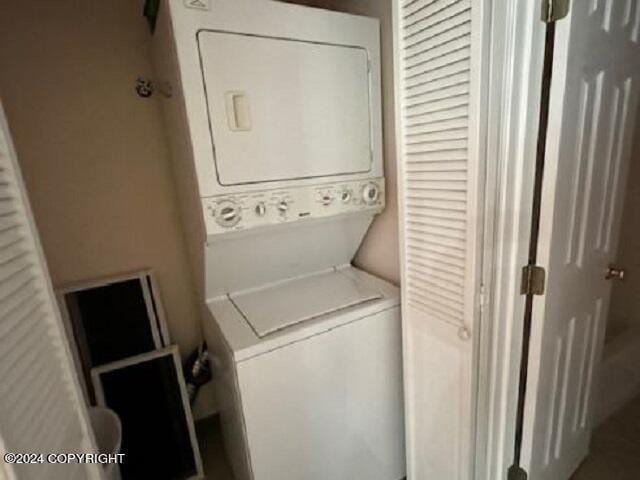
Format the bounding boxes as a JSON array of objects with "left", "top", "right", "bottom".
[
  {"left": 0, "top": 0, "right": 399, "bottom": 358},
  {"left": 608, "top": 111, "right": 640, "bottom": 337},
  {"left": 282, "top": 0, "right": 401, "bottom": 285},
  {"left": 0, "top": 1, "right": 202, "bottom": 356}
]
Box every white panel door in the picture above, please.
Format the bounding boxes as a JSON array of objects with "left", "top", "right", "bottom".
[
  {"left": 393, "top": 0, "right": 487, "bottom": 478},
  {"left": 522, "top": 2, "right": 640, "bottom": 479},
  {"left": 198, "top": 32, "right": 373, "bottom": 185},
  {"left": 0, "top": 103, "right": 102, "bottom": 480}
]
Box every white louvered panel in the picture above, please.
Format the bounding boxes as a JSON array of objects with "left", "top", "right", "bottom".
[
  {"left": 398, "top": 0, "right": 474, "bottom": 329},
  {"left": 0, "top": 105, "right": 101, "bottom": 480},
  {"left": 396, "top": 1, "right": 485, "bottom": 474}
]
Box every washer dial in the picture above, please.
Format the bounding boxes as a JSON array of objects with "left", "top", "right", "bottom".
[
  {"left": 215, "top": 200, "right": 241, "bottom": 228},
  {"left": 255, "top": 202, "right": 267, "bottom": 217},
  {"left": 361, "top": 183, "right": 380, "bottom": 205},
  {"left": 321, "top": 194, "right": 333, "bottom": 206},
  {"left": 277, "top": 200, "right": 289, "bottom": 214}
]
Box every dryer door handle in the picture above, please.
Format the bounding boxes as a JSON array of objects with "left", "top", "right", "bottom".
[{"left": 225, "top": 91, "right": 252, "bottom": 131}]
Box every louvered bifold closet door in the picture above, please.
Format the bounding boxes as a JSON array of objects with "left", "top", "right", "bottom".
[
  {"left": 394, "top": 1, "right": 486, "bottom": 479},
  {"left": 0, "top": 104, "right": 102, "bottom": 480}
]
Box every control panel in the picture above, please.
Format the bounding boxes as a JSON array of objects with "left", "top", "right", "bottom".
[{"left": 203, "top": 179, "right": 385, "bottom": 235}]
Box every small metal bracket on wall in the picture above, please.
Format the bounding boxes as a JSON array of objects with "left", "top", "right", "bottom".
[{"left": 135, "top": 77, "right": 173, "bottom": 99}]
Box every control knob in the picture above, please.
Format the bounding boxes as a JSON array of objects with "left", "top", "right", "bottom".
[
  {"left": 361, "top": 183, "right": 380, "bottom": 205},
  {"left": 255, "top": 202, "right": 267, "bottom": 217},
  {"left": 277, "top": 200, "right": 289, "bottom": 214},
  {"left": 215, "top": 200, "right": 241, "bottom": 228}
]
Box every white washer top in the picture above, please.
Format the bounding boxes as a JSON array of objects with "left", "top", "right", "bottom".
[
  {"left": 230, "top": 269, "right": 382, "bottom": 338},
  {"left": 206, "top": 266, "right": 399, "bottom": 362}
]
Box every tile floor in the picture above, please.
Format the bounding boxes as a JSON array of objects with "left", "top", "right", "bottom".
[
  {"left": 572, "top": 393, "right": 640, "bottom": 479},
  {"left": 196, "top": 415, "right": 235, "bottom": 480}
]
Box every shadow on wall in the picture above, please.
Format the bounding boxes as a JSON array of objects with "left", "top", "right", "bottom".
[
  {"left": 281, "top": 0, "right": 401, "bottom": 285},
  {"left": 0, "top": 0, "right": 201, "bottom": 354}
]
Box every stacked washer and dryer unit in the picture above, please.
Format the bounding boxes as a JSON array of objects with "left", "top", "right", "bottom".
[{"left": 153, "top": 1, "right": 405, "bottom": 479}]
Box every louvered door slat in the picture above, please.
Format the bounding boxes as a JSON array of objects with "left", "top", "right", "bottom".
[
  {"left": 405, "top": 137, "right": 468, "bottom": 153},
  {"left": 405, "top": 71, "right": 470, "bottom": 100},
  {"left": 408, "top": 213, "right": 466, "bottom": 230},
  {"left": 0, "top": 295, "right": 43, "bottom": 345},
  {"left": 0, "top": 252, "right": 32, "bottom": 284},
  {"left": 405, "top": 104, "right": 468, "bottom": 126},
  {"left": 405, "top": 23, "right": 472, "bottom": 59},
  {"left": 0, "top": 314, "right": 49, "bottom": 387},
  {"left": 405, "top": 47, "right": 471, "bottom": 81},
  {"left": 404, "top": 10, "right": 472, "bottom": 49},
  {"left": 10, "top": 364, "right": 60, "bottom": 442},
  {"left": 405, "top": 118, "right": 468, "bottom": 138},
  {"left": 403, "top": 0, "right": 465, "bottom": 23},
  {"left": 406, "top": 237, "right": 466, "bottom": 258},
  {"left": 403, "top": 0, "right": 453, "bottom": 20},
  {"left": 0, "top": 278, "right": 39, "bottom": 318},
  {"left": 0, "top": 199, "right": 18, "bottom": 216},
  {"left": 0, "top": 103, "right": 101, "bottom": 480},
  {"left": 408, "top": 244, "right": 466, "bottom": 267},
  {"left": 405, "top": 83, "right": 469, "bottom": 108},
  {"left": 0, "top": 239, "right": 27, "bottom": 265},
  {"left": 406, "top": 93, "right": 469, "bottom": 117},
  {"left": 405, "top": 33, "right": 470, "bottom": 70},
  {"left": 0, "top": 225, "right": 22, "bottom": 250},
  {"left": 406, "top": 168, "right": 466, "bottom": 179},
  {"left": 403, "top": 0, "right": 470, "bottom": 38},
  {"left": 25, "top": 384, "right": 71, "bottom": 451},
  {"left": 408, "top": 254, "right": 465, "bottom": 277}
]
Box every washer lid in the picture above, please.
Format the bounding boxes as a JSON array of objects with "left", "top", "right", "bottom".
[{"left": 229, "top": 269, "right": 382, "bottom": 338}]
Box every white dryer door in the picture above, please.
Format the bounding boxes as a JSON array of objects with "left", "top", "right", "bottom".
[{"left": 197, "top": 31, "right": 373, "bottom": 185}]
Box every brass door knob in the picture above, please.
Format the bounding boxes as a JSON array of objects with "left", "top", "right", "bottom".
[{"left": 605, "top": 265, "right": 626, "bottom": 281}]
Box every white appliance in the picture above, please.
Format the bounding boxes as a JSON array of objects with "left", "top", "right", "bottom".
[{"left": 152, "top": 1, "right": 404, "bottom": 479}]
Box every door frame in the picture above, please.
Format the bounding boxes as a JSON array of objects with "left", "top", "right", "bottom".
[{"left": 473, "top": 1, "right": 549, "bottom": 479}]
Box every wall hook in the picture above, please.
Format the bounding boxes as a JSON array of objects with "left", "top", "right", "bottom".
[
  {"left": 135, "top": 77, "right": 172, "bottom": 98},
  {"left": 135, "top": 77, "right": 154, "bottom": 98}
]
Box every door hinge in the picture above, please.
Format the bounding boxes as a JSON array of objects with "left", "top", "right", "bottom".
[
  {"left": 521, "top": 265, "right": 546, "bottom": 296},
  {"left": 507, "top": 465, "right": 528, "bottom": 480},
  {"left": 541, "top": 0, "right": 570, "bottom": 23}
]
